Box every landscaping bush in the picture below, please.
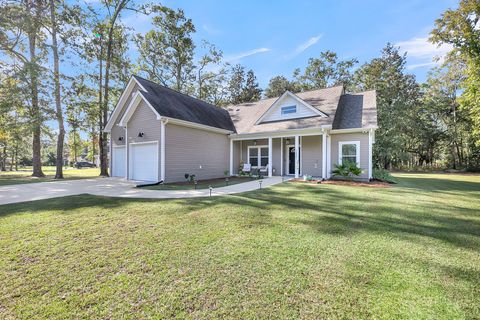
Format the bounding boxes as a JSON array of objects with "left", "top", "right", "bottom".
[
  {"left": 332, "top": 162, "right": 362, "bottom": 179},
  {"left": 373, "top": 168, "right": 397, "bottom": 183}
]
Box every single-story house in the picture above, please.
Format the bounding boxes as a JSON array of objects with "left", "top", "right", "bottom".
[{"left": 104, "top": 75, "right": 377, "bottom": 182}]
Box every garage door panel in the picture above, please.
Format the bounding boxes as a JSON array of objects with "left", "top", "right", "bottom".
[
  {"left": 112, "top": 146, "right": 125, "bottom": 177},
  {"left": 130, "top": 142, "right": 158, "bottom": 181}
]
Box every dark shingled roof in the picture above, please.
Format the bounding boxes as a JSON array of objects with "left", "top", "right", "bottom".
[
  {"left": 133, "top": 76, "right": 236, "bottom": 132},
  {"left": 332, "top": 91, "right": 377, "bottom": 130}
]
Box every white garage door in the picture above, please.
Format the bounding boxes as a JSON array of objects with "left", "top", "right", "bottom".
[
  {"left": 129, "top": 142, "right": 159, "bottom": 182},
  {"left": 112, "top": 146, "right": 126, "bottom": 177}
]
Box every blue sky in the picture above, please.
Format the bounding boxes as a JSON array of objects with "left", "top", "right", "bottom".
[{"left": 117, "top": 0, "right": 457, "bottom": 87}]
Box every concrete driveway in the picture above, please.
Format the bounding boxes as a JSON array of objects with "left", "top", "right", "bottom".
[{"left": 0, "top": 177, "right": 286, "bottom": 205}]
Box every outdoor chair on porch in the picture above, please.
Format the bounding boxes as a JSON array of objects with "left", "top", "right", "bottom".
[
  {"left": 259, "top": 163, "right": 269, "bottom": 177},
  {"left": 242, "top": 163, "right": 252, "bottom": 175}
]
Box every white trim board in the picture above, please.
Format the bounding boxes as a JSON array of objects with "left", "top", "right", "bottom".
[
  {"left": 105, "top": 76, "right": 147, "bottom": 132},
  {"left": 118, "top": 92, "right": 161, "bottom": 127},
  {"left": 163, "top": 117, "right": 234, "bottom": 134},
  {"left": 255, "top": 91, "right": 328, "bottom": 124},
  {"left": 230, "top": 128, "right": 324, "bottom": 141}
]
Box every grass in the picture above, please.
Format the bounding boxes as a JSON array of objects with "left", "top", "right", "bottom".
[
  {"left": 0, "top": 173, "right": 479, "bottom": 319},
  {"left": 144, "top": 176, "right": 254, "bottom": 190},
  {"left": 0, "top": 166, "right": 101, "bottom": 186}
]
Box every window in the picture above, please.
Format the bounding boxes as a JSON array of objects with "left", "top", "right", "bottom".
[
  {"left": 339, "top": 141, "right": 360, "bottom": 165},
  {"left": 248, "top": 146, "right": 269, "bottom": 168},
  {"left": 260, "top": 147, "right": 268, "bottom": 166},
  {"left": 281, "top": 105, "right": 296, "bottom": 115},
  {"left": 249, "top": 147, "right": 258, "bottom": 167}
]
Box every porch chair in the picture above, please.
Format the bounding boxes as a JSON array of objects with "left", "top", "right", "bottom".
[
  {"left": 259, "top": 163, "right": 269, "bottom": 176},
  {"left": 242, "top": 163, "right": 252, "bottom": 174}
]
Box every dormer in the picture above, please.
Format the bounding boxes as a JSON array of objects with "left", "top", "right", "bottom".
[{"left": 255, "top": 91, "right": 328, "bottom": 124}]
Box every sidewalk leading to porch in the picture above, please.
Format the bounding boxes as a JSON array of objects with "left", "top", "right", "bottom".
[{"left": 0, "top": 176, "right": 288, "bottom": 205}]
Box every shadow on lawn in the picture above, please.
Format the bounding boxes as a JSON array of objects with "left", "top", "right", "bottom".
[
  {"left": 174, "top": 184, "right": 480, "bottom": 251},
  {"left": 1, "top": 180, "right": 479, "bottom": 252},
  {"left": 395, "top": 175, "right": 480, "bottom": 193}
]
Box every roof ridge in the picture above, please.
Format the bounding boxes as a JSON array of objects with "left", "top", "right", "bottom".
[
  {"left": 227, "top": 85, "right": 344, "bottom": 107},
  {"left": 133, "top": 75, "right": 228, "bottom": 114}
]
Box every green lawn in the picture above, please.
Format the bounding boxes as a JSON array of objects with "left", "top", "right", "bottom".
[
  {"left": 0, "top": 166, "right": 101, "bottom": 186},
  {"left": 0, "top": 173, "right": 479, "bottom": 319},
  {"left": 144, "top": 176, "right": 254, "bottom": 190}
]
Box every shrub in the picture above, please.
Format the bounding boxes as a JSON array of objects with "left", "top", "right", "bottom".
[
  {"left": 373, "top": 168, "right": 397, "bottom": 183},
  {"left": 332, "top": 162, "right": 362, "bottom": 179},
  {"left": 184, "top": 173, "right": 196, "bottom": 182}
]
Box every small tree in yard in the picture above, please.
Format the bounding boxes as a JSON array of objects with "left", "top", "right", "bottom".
[{"left": 332, "top": 162, "right": 362, "bottom": 180}]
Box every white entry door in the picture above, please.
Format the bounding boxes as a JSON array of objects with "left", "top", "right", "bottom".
[
  {"left": 112, "top": 146, "right": 126, "bottom": 177},
  {"left": 129, "top": 142, "right": 158, "bottom": 181}
]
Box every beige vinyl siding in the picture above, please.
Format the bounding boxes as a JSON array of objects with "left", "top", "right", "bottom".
[
  {"left": 261, "top": 95, "right": 318, "bottom": 123},
  {"left": 111, "top": 83, "right": 142, "bottom": 147},
  {"left": 301, "top": 135, "right": 323, "bottom": 177},
  {"left": 271, "top": 138, "right": 281, "bottom": 176},
  {"left": 331, "top": 132, "right": 369, "bottom": 180},
  {"left": 164, "top": 124, "right": 229, "bottom": 183},
  {"left": 126, "top": 101, "right": 161, "bottom": 181}
]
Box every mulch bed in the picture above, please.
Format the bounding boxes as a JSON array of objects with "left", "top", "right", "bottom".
[
  {"left": 290, "top": 178, "right": 322, "bottom": 184},
  {"left": 290, "top": 178, "right": 391, "bottom": 188}
]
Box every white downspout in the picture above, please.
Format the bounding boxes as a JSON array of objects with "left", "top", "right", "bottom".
[{"left": 160, "top": 118, "right": 166, "bottom": 182}]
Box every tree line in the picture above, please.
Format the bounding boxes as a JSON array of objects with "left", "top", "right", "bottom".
[{"left": 0, "top": 0, "right": 479, "bottom": 177}]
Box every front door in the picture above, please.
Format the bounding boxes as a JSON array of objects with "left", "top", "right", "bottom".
[{"left": 288, "top": 146, "right": 300, "bottom": 175}]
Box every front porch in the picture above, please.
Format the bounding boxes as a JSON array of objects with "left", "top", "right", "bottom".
[{"left": 229, "top": 131, "right": 331, "bottom": 179}]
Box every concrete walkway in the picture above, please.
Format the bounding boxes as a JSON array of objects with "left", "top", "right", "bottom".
[{"left": 0, "top": 176, "right": 287, "bottom": 205}]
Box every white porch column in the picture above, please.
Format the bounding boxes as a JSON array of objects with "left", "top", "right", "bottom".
[
  {"left": 125, "top": 124, "right": 128, "bottom": 179},
  {"left": 280, "top": 137, "right": 283, "bottom": 176},
  {"left": 268, "top": 137, "right": 273, "bottom": 177},
  {"left": 229, "top": 139, "right": 234, "bottom": 176},
  {"left": 322, "top": 132, "right": 327, "bottom": 179},
  {"left": 368, "top": 129, "right": 373, "bottom": 180},
  {"left": 294, "top": 135, "right": 299, "bottom": 178},
  {"left": 326, "top": 133, "right": 331, "bottom": 178},
  {"left": 160, "top": 120, "right": 166, "bottom": 181}
]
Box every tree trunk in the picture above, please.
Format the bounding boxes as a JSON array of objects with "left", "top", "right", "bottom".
[
  {"left": 14, "top": 144, "right": 18, "bottom": 171},
  {"left": 91, "top": 129, "right": 96, "bottom": 163},
  {"left": 100, "top": 0, "right": 127, "bottom": 177},
  {"left": 73, "top": 130, "right": 77, "bottom": 162},
  {"left": 29, "top": 1, "right": 44, "bottom": 177},
  {"left": 49, "top": 0, "right": 65, "bottom": 179},
  {"left": 1, "top": 145, "right": 6, "bottom": 171}
]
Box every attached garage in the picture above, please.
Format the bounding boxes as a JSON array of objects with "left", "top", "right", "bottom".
[
  {"left": 111, "top": 146, "right": 126, "bottom": 177},
  {"left": 129, "top": 142, "right": 159, "bottom": 182}
]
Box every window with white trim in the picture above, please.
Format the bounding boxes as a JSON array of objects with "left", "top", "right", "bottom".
[
  {"left": 339, "top": 141, "right": 360, "bottom": 165},
  {"left": 248, "top": 146, "right": 269, "bottom": 168},
  {"left": 281, "top": 105, "right": 296, "bottom": 115}
]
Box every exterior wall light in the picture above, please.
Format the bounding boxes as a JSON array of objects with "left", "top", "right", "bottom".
[
  {"left": 138, "top": 132, "right": 144, "bottom": 138},
  {"left": 118, "top": 137, "right": 124, "bottom": 141}
]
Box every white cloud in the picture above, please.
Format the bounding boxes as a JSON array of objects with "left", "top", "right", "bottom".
[
  {"left": 284, "top": 34, "right": 322, "bottom": 60},
  {"left": 225, "top": 47, "right": 270, "bottom": 62},
  {"left": 395, "top": 36, "right": 453, "bottom": 70},
  {"left": 202, "top": 24, "right": 221, "bottom": 35}
]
